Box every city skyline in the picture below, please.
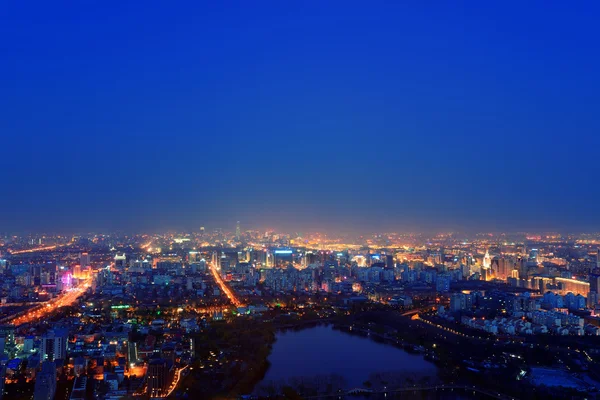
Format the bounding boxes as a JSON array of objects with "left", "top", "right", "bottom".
[
  {"left": 2, "top": 2, "right": 600, "bottom": 398},
  {"left": 2, "top": 2, "right": 600, "bottom": 233},
  {"left": 2, "top": 220, "right": 600, "bottom": 398}
]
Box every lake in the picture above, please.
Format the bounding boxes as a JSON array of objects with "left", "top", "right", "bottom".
[{"left": 258, "top": 324, "right": 438, "bottom": 392}]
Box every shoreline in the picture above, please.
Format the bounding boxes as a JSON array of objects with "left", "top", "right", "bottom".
[{"left": 251, "top": 321, "right": 440, "bottom": 398}]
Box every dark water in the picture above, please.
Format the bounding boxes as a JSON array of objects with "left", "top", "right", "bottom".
[{"left": 260, "top": 325, "right": 438, "bottom": 389}]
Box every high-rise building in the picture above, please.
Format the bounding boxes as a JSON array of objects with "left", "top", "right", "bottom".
[
  {"left": 491, "top": 257, "right": 512, "bottom": 280},
  {"left": 188, "top": 251, "right": 199, "bottom": 263},
  {"left": 147, "top": 358, "right": 174, "bottom": 398},
  {"left": 529, "top": 248, "right": 539, "bottom": 263},
  {"left": 235, "top": 221, "right": 241, "bottom": 240},
  {"left": 385, "top": 254, "right": 394, "bottom": 269},
  {"left": 266, "top": 251, "right": 274, "bottom": 268},
  {"left": 114, "top": 253, "right": 127, "bottom": 268},
  {"left": 209, "top": 251, "right": 216, "bottom": 267},
  {"left": 79, "top": 252, "right": 91, "bottom": 268},
  {"left": 40, "top": 329, "right": 67, "bottom": 362},
  {"left": 591, "top": 274, "right": 600, "bottom": 294},
  {"left": 33, "top": 361, "right": 56, "bottom": 400},
  {"left": 436, "top": 274, "right": 451, "bottom": 292},
  {"left": 588, "top": 291, "right": 599, "bottom": 308},
  {"left": 483, "top": 250, "right": 492, "bottom": 269}
]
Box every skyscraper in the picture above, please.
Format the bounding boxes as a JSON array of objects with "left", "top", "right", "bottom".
[
  {"left": 147, "top": 358, "right": 174, "bottom": 398},
  {"left": 40, "top": 329, "right": 67, "bottom": 362},
  {"left": 33, "top": 361, "right": 56, "bottom": 400},
  {"left": 236, "top": 221, "right": 241, "bottom": 240},
  {"left": 483, "top": 250, "right": 492, "bottom": 269},
  {"left": 590, "top": 274, "right": 600, "bottom": 294},
  {"left": 79, "top": 252, "right": 90, "bottom": 267}
]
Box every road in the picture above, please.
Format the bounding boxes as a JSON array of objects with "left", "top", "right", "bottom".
[
  {"left": 208, "top": 261, "right": 243, "bottom": 307},
  {"left": 162, "top": 365, "right": 189, "bottom": 398},
  {"left": 414, "top": 313, "right": 593, "bottom": 362},
  {"left": 303, "top": 384, "right": 516, "bottom": 400},
  {"left": 9, "top": 245, "right": 60, "bottom": 255},
  {"left": 2, "top": 278, "right": 91, "bottom": 326}
]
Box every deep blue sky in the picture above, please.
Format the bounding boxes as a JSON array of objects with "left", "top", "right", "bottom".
[{"left": 1, "top": 1, "right": 599, "bottom": 233}]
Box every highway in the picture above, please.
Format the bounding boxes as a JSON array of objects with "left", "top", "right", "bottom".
[
  {"left": 2, "top": 278, "right": 91, "bottom": 326},
  {"left": 162, "top": 365, "right": 189, "bottom": 398},
  {"left": 9, "top": 245, "right": 60, "bottom": 255},
  {"left": 208, "top": 261, "right": 244, "bottom": 307}
]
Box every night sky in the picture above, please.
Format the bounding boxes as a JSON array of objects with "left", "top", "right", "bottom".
[{"left": 1, "top": 2, "right": 599, "bottom": 233}]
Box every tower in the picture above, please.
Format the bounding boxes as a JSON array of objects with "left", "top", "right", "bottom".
[
  {"left": 483, "top": 250, "right": 491, "bottom": 269},
  {"left": 236, "top": 221, "right": 241, "bottom": 240}
]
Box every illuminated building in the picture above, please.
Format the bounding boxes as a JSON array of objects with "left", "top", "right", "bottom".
[
  {"left": 531, "top": 276, "right": 553, "bottom": 292},
  {"left": 147, "top": 358, "right": 174, "bottom": 398},
  {"left": 114, "top": 253, "right": 127, "bottom": 268},
  {"left": 219, "top": 253, "right": 230, "bottom": 274},
  {"left": 266, "top": 251, "right": 274, "bottom": 268},
  {"left": 529, "top": 248, "right": 539, "bottom": 263},
  {"left": 352, "top": 255, "right": 367, "bottom": 267},
  {"left": 481, "top": 267, "right": 491, "bottom": 281},
  {"left": 555, "top": 277, "right": 590, "bottom": 297},
  {"left": 79, "top": 252, "right": 90, "bottom": 267},
  {"left": 40, "top": 329, "right": 68, "bottom": 362},
  {"left": 491, "top": 257, "right": 512, "bottom": 280},
  {"left": 236, "top": 221, "right": 241, "bottom": 240},
  {"left": 273, "top": 249, "right": 293, "bottom": 267},
  {"left": 483, "top": 250, "right": 491, "bottom": 269}
]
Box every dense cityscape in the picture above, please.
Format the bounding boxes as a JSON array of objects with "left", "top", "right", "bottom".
[
  {"left": 4, "top": 1, "right": 600, "bottom": 399},
  {"left": 0, "top": 227, "right": 599, "bottom": 399}
]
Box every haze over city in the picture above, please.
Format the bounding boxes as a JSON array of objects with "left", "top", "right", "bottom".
[{"left": 2, "top": 2, "right": 600, "bottom": 400}]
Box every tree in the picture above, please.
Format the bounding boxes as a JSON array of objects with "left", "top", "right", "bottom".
[{"left": 282, "top": 386, "right": 303, "bottom": 399}]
